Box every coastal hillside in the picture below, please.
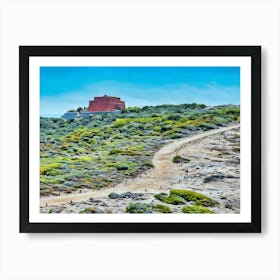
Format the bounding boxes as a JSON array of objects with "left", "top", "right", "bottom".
[{"left": 40, "top": 103, "right": 240, "bottom": 199}]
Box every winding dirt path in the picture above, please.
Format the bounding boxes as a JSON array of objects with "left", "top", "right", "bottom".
[{"left": 40, "top": 124, "right": 240, "bottom": 207}]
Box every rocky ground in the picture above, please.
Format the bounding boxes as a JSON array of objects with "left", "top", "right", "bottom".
[{"left": 40, "top": 125, "right": 240, "bottom": 214}]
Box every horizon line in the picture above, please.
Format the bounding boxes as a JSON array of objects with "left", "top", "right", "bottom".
[{"left": 40, "top": 103, "right": 240, "bottom": 118}]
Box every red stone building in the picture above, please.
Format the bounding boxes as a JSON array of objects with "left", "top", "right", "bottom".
[{"left": 87, "top": 95, "right": 126, "bottom": 112}]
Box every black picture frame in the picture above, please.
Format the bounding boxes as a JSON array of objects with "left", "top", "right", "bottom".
[{"left": 20, "top": 46, "right": 261, "bottom": 233}]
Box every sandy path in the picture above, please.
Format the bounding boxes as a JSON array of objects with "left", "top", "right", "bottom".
[{"left": 41, "top": 124, "right": 240, "bottom": 207}]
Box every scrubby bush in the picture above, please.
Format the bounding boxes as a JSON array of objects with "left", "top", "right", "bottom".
[
  {"left": 166, "top": 114, "right": 181, "bottom": 121},
  {"left": 152, "top": 204, "right": 172, "bottom": 213},
  {"left": 108, "top": 161, "right": 136, "bottom": 171},
  {"left": 40, "top": 163, "right": 62, "bottom": 175},
  {"left": 79, "top": 155, "right": 94, "bottom": 162},
  {"left": 108, "top": 192, "right": 120, "bottom": 199},
  {"left": 114, "top": 118, "right": 128, "bottom": 127},
  {"left": 168, "top": 133, "right": 181, "bottom": 139},
  {"left": 172, "top": 155, "right": 190, "bottom": 163},
  {"left": 182, "top": 205, "right": 213, "bottom": 214},
  {"left": 109, "top": 148, "right": 122, "bottom": 155},
  {"left": 172, "top": 155, "right": 182, "bottom": 163},
  {"left": 143, "top": 161, "right": 154, "bottom": 168},
  {"left": 117, "top": 165, "right": 129, "bottom": 170},
  {"left": 198, "top": 122, "right": 216, "bottom": 130},
  {"left": 79, "top": 207, "right": 103, "bottom": 213},
  {"left": 154, "top": 193, "right": 186, "bottom": 205},
  {"left": 170, "top": 189, "right": 219, "bottom": 207},
  {"left": 126, "top": 203, "right": 152, "bottom": 213},
  {"left": 127, "top": 106, "right": 141, "bottom": 113}
]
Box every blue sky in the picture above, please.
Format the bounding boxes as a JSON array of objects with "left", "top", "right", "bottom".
[{"left": 40, "top": 66, "right": 240, "bottom": 117}]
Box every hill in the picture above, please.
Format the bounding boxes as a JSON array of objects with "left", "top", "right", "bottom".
[{"left": 40, "top": 103, "right": 240, "bottom": 197}]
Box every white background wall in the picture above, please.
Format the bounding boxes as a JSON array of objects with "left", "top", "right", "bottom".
[{"left": 0, "top": 0, "right": 279, "bottom": 279}]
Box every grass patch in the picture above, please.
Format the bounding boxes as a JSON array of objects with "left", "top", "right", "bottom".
[
  {"left": 152, "top": 204, "right": 172, "bottom": 213},
  {"left": 170, "top": 189, "right": 219, "bottom": 207},
  {"left": 154, "top": 192, "right": 186, "bottom": 205},
  {"left": 79, "top": 207, "right": 103, "bottom": 214},
  {"left": 109, "top": 161, "right": 136, "bottom": 171},
  {"left": 126, "top": 203, "right": 152, "bottom": 213},
  {"left": 172, "top": 155, "right": 190, "bottom": 163},
  {"left": 79, "top": 155, "right": 94, "bottom": 162},
  {"left": 40, "top": 163, "right": 62, "bottom": 175},
  {"left": 143, "top": 160, "right": 154, "bottom": 168},
  {"left": 182, "top": 205, "right": 213, "bottom": 214},
  {"left": 109, "top": 148, "right": 122, "bottom": 155}
]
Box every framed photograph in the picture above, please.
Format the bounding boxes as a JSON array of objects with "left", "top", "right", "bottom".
[{"left": 20, "top": 46, "right": 261, "bottom": 233}]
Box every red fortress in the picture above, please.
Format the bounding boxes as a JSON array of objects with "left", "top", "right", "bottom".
[{"left": 87, "top": 95, "right": 126, "bottom": 112}]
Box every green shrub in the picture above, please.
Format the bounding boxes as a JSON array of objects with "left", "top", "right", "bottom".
[
  {"left": 126, "top": 203, "right": 152, "bottom": 213},
  {"left": 40, "top": 163, "right": 62, "bottom": 175},
  {"left": 109, "top": 148, "right": 122, "bottom": 155},
  {"left": 79, "top": 155, "right": 94, "bottom": 162},
  {"left": 152, "top": 204, "right": 172, "bottom": 213},
  {"left": 198, "top": 122, "right": 216, "bottom": 129},
  {"left": 62, "top": 127, "right": 99, "bottom": 143},
  {"left": 154, "top": 193, "right": 186, "bottom": 205},
  {"left": 114, "top": 118, "right": 128, "bottom": 127},
  {"left": 109, "top": 162, "right": 136, "bottom": 171},
  {"left": 168, "top": 133, "right": 181, "bottom": 139},
  {"left": 182, "top": 205, "right": 213, "bottom": 214},
  {"left": 108, "top": 192, "right": 120, "bottom": 199},
  {"left": 172, "top": 155, "right": 182, "bottom": 163},
  {"left": 127, "top": 106, "right": 141, "bottom": 113},
  {"left": 79, "top": 207, "right": 103, "bottom": 214},
  {"left": 166, "top": 114, "right": 180, "bottom": 121},
  {"left": 170, "top": 189, "right": 219, "bottom": 207},
  {"left": 121, "top": 149, "right": 142, "bottom": 156},
  {"left": 172, "top": 155, "right": 190, "bottom": 163},
  {"left": 117, "top": 165, "right": 129, "bottom": 170},
  {"left": 143, "top": 161, "right": 154, "bottom": 168}
]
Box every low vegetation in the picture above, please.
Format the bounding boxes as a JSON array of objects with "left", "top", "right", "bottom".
[
  {"left": 79, "top": 207, "right": 103, "bottom": 214},
  {"left": 126, "top": 203, "right": 152, "bottom": 213},
  {"left": 154, "top": 189, "right": 219, "bottom": 212},
  {"left": 152, "top": 204, "right": 173, "bottom": 213},
  {"left": 154, "top": 192, "right": 186, "bottom": 205},
  {"left": 125, "top": 203, "right": 173, "bottom": 213},
  {"left": 170, "top": 189, "right": 219, "bottom": 207},
  {"left": 182, "top": 205, "right": 213, "bottom": 214},
  {"left": 40, "top": 103, "right": 239, "bottom": 196},
  {"left": 172, "top": 155, "right": 190, "bottom": 163}
]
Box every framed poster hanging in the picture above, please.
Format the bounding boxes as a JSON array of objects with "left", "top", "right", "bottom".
[{"left": 19, "top": 46, "right": 261, "bottom": 233}]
